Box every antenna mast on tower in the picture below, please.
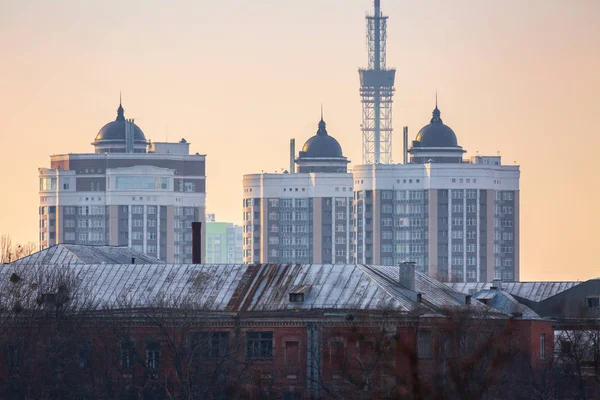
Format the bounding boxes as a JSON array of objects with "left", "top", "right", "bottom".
[{"left": 359, "top": 0, "right": 396, "bottom": 164}]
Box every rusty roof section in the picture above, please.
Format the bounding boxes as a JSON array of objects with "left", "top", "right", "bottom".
[{"left": 0, "top": 263, "right": 513, "bottom": 317}]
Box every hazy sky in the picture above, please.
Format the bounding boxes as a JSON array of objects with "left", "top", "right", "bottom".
[{"left": 1, "top": 0, "right": 598, "bottom": 281}]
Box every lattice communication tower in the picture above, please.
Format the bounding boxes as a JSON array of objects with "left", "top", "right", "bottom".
[{"left": 359, "top": 0, "right": 396, "bottom": 164}]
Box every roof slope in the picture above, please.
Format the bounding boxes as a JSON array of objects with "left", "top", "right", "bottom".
[
  {"left": 0, "top": 264, "right": 481, "bottom": 315},
  {"left": 9, "top": 244, "right": 164, "bottom": 266},
  {"left": 472, "top": 289, "right": 540, "bottom": 319},
  {"left": 446, "top": 281, "right": 583, "bottom": 303}
]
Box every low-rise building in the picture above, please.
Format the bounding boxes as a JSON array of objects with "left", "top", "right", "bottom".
[{"left": 0, "top": 262, "right": 552, "bottom": 399}]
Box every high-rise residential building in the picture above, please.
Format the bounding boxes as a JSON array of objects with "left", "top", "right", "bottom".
[
  {"left": 38, "top": 100, "right": 206, "bottom": 263},
  {"left": 242, "top": 117, "right": 353, "bottom": 264},
  {"left": 353, "top": 104, "right": 520, "bottom": 282},
  {"left": 205, "top": 214, "right": 243, "bottom": 264}
]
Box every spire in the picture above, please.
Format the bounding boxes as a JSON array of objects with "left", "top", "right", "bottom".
[
  {"left": 317, "top": 105, "right": 327, "bottom": 136},
  {"left": 431, "top": 92, "right": 442, "bottom": 124},
  {"left": 116, "top": 92, "right": 125, "bottom": 121}
]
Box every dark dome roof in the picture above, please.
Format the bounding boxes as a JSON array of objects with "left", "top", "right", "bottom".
[
  {"left": 414, "top": 107, "right": 458, "bottom": 148},
  {"left": 95, "top": 103, "right": 146, "bottom": 142},
  {"left": 300, "top": 119, "right": 343, "bottom": 158}
]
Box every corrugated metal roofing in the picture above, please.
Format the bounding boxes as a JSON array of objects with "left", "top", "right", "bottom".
[
  {"left": 445, "top": 281, "right": 583, "bottom": 302},
  {"left": 8, "top": 244, "right": 164, "bottom": 266},
  {"left": 0, "top": 264, "right": 488, "bottom": 316},
  {"left": 473, "top": 289, "right": 540, "bottom": 319}
]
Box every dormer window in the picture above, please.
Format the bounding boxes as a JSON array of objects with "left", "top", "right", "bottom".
[
  {"left": 585, "top": 297, "right": 600, "bottom": 309},
  {"left": 289, "top": 293, "right": 304, "bottom": 303},
  {"left": 289, "top": 285, "right": 311, "bottom": 303}
]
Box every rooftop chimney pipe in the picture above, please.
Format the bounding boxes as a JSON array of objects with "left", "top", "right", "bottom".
[
  {"left": 399, "top": 261, "right": 416, "bottom": 290},
  {"left": 403, "top": 126, "right": 408, "bottom": 164},
  {"left": 192, "top": 222, "right": 202, "bottom": 264},
  {"left": 290, "top": 139, "right": 295, "bottom": 173}
]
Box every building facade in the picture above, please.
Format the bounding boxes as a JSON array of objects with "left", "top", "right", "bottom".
[
  {"left": 242, "top": 118, "right": 353, "bottom": 264},
  {"left": 205, "top": 214, "right": 243, "bottom": 264},
  {"left": 0, "top": 262, "right": 553, "bottom": 399},
  {"left": 353, "top": 104, "right": 520, "bottom": 282},
  {"left": 38, "top": 101, "right": 206, "bottom": 263}
]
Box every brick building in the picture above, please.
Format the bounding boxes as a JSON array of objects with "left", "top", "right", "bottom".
[{"left": 0, "top": 262, "right": 552, "bottom": 399}]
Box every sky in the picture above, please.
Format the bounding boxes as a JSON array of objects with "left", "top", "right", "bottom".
[{"left": 0, "top": 0, "right": 599, "bottom": 281}]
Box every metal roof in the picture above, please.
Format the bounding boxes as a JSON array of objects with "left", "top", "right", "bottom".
[
  {"left": 446, "top": 281, "right": 583, "bottom": 303},
  {"left": 9, "top": 244, "right": 164, "bottom": 266},
  {"left": 0, "top": 264, "right": 490, "bottom": 316},
  {"left": 472, "top": 289, "right": 540, "bottom": 319}
]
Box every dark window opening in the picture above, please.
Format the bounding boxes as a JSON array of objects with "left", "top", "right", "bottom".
[
  {"left": 146, "top": 342, "right": 160, "bottom": 369},
  {"left": 247, "top": 332, "right": 273, "bottom": 359},
  {"left": 121, "top": 341, "right": 135, "bottom": 369},
  {"left": 289, "top": 293, "right": 304, "bottom": 303},
  {"left": 586, "top": 297, "right": 600, "bottom": 309},
  {"left": 192, "top": 332, "right": 229, "bottom": 359}
]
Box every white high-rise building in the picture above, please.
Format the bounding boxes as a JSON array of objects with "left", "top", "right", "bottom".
[
  {"left": 353, "top": 104, "right": 520, "bottom": 282},
  {"left": 243, "top": 118, "right": 353, "bottom": 264},
  {"left": 38, "top": 100, "right": 206, "bottom": 263}
]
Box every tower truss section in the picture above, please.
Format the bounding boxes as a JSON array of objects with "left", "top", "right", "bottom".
[{"left": 360, "top": 0, "right": 396, "bottom": 164}]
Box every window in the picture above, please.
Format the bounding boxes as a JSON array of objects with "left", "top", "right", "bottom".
[
  {"left": 289, "top": 293, "right": 304, "bottom": 302},
  {"left": 116, "top": 176, "right": 169, "bottom": 190},
  {"left": 452, "top": 243, "right": 463, "bottom": 252},
  {"left": 381, "top": 190, "right": 393, "bottom": 200},
  {"left": 540, "top": 334, "right": 546, "bottom": 360},
  {"left": 246, "top": 332, "right": 273, "bottom": 359},
  {"left": 132, "top": 219, "right": 143, "bottom": 228},
  {"left": 131, "top": 205, "right": 143, "bottom": 214},
  {"left": 418, "top": 331, "right": 432, "bottom": 358},
  {"left": 451, "top": 189, "right": 463, "bottom": 199},
  {"left": 192, "top": 332, "right": 229, "bottom": 359},
  {"left": 586, "top": 297, "right": 600, "bottom": 309},
  {"left": 284, "top": 392, "right": 302, "bottom": 400},
  {"left": 6, "top": 343, "right": 22, "bottom": 369},
  {"left": 184, "top": 182, "right": 195, "bottom": 192},
  {"left": 79, "top": 342, "right": 92, "bottom": 368},
  {"left": 146, "top": 342, "right": 160, "bottom": 369},
  {"left": 120, "top": 341, "right": 135, "bottom": 369}
]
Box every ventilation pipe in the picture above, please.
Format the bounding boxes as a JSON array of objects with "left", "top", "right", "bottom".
[
  {"left": 290, "top": 139, "right": 295, "bottom": 173},
  {"left": 403, "top": 126, "right": 409, "bottom": 164},
  {"left": 192, "top": 222, "right": 202, "bottom": 264}
]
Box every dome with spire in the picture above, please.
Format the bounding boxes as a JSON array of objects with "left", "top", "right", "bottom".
[
  {"left": 413, "top": 105, "right": 458, "bottom": 148},
  {"left": 299, "top": 119, "right": 344, "bottom": 158},
  {"left": 95, "top": 101, "right": 147, "bottom": 143}
]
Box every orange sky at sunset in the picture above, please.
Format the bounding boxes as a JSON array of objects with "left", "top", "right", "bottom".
[{"left": 0, "top": 0, "right": 598, "bottom": 280}]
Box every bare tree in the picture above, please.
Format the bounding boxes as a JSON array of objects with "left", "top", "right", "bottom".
[{"left": 0, "top": 234, "right": 37, "bottom": 264}]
